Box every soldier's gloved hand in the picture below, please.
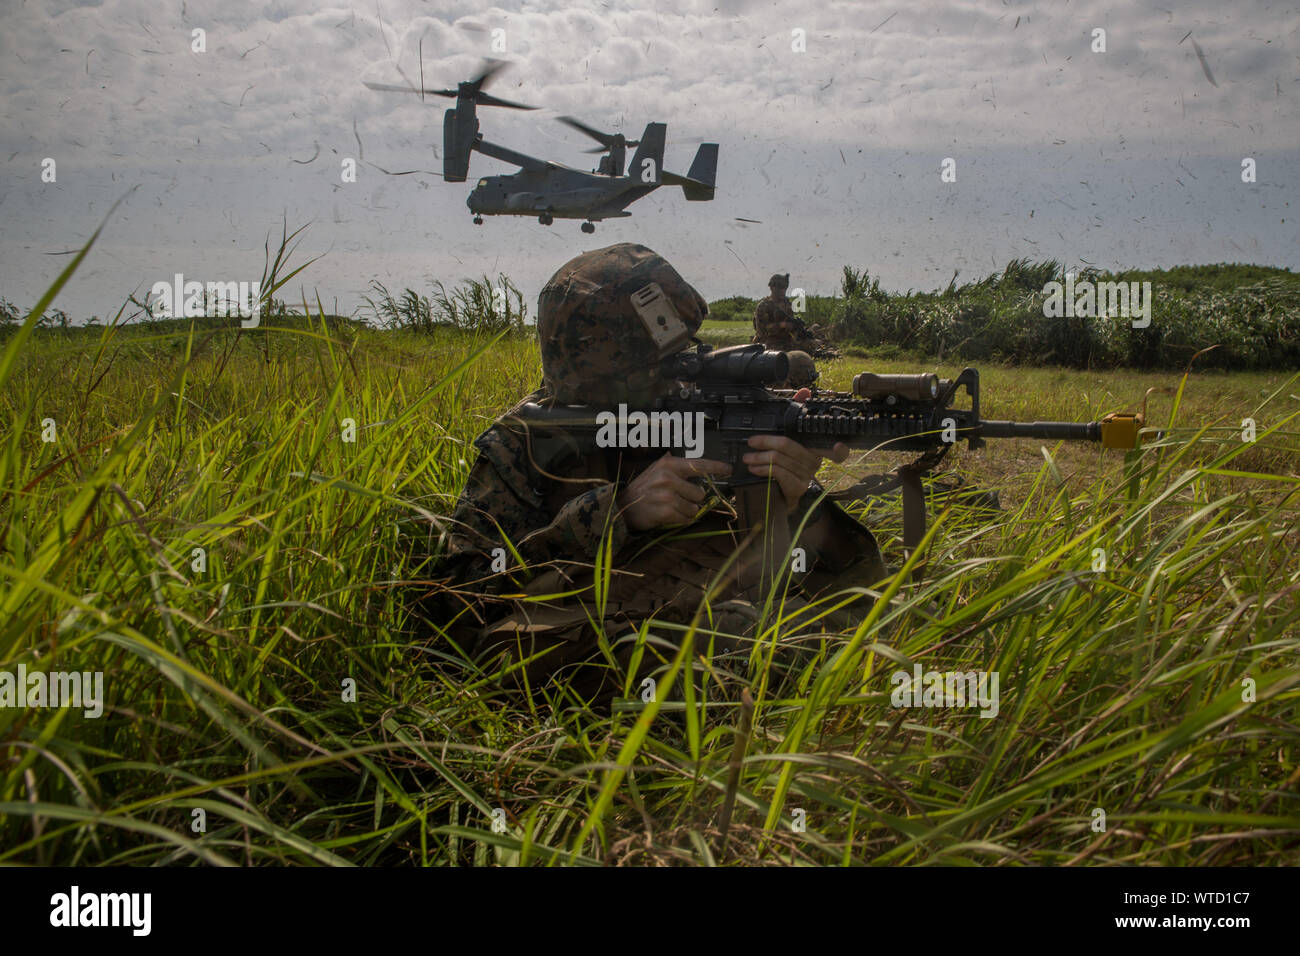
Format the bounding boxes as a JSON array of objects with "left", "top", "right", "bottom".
[
  {"left": 743, "top": 388, "right": 849, "bottom": 508},
  {"left": 617, "top": 454, "right": 732, "bottom": 531}
]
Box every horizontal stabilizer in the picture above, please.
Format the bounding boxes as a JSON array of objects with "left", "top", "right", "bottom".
[{"left": 663, "top": 143, "right": 717, "bottom": 200}]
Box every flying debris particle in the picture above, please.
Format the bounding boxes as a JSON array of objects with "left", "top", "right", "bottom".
[
  {"left": 376, "top": 0, "right": 393, "bottom": 60},
  {"left": 1014, "top": 16, "right": 1019, "bottom": 29},
  {"left": 735, "top": 217, "right": 762, "bottom": 223},
  {"left": 239, "top": 85, "right": 253, "bottom": 106},
  {"left": 870, "top": 11, "right": 896, "bottom": 33},
  {"left": 367, "top": 161, "right": 440, "bottom": 177},
  {"left": 353, "top": 118, "right": 364, "bottom": 160},
  {"left": 1178, "top": 30, "right": 1192, "bottom": 44},
  {"left": 839, "top": 149, "right": 845, "bottom": 164},
  {"left": 1191, "top": 39, "right": 1218, "bottom": 87},
  {"left": 820, "top": 78, "right": 833, "bottom": 91},
  {"left": 723, "top": 244, "right": 748, "bottom": 270},
  {"left": 292, "top": 142, "right": 321, "bottom": 164}
]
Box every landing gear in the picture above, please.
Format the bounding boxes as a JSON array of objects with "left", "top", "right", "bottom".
[
  {"left": 539, "top": 213, "right": 554, "bottom": 226},
  {"left": 472, "top": 215, "right": 483, "bottom": 225},
  {"left": 581, "top": 221, "right": 595, "bottom": 234}
]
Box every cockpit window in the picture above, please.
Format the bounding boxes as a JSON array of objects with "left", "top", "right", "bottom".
[{"left": 477, "top": 179, "right": 488, "bottom": 187}]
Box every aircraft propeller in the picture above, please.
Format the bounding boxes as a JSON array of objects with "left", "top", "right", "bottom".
[{"left": 364, "top": 59, "right": 537, "bottom": 110}]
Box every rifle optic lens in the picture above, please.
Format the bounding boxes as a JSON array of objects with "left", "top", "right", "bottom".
[{"left": 852, "top": 373, "right": 939, "bottom": 401}]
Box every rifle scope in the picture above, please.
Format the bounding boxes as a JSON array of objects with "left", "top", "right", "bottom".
[
  {"left": 661, "top": 344, "right": 790, "bottom": 384},
  {"left": 852, "top": 372, "right": 940, "bottom": 402}
]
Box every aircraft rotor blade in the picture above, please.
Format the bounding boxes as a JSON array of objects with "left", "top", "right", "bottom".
[
  {"left": 476, "top": 91, "right": 539, "bottom": 110},
  {"left": 557, "top": 115, "right": 621, "bottom": 147},
  {"left": 366, "top": 60, "right": 535, "bottom": 107},
  {"left": 364, "top": 81, "right": 458, "bottom": 98},
  {"left": 470, "top": 58, "right": 510, "bottom": 91}
]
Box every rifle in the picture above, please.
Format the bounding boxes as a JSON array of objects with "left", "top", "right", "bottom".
[{"left": 510, "top": 343, "right": 1145, "bottom": 586}]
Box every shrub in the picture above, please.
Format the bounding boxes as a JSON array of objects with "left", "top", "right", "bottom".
[{"left": 363, "top": 273, "right": 529, "bottom": 335}]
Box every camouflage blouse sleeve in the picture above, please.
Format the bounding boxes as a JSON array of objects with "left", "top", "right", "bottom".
[{"left": 440, "top": 417, "right": 630, "bottom": 587}]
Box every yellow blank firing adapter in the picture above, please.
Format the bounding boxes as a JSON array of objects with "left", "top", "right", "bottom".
[
  {"left": 1099, "top": 411, "right": 1143, "bottom": 449},
  {"left": 631, "top": 282, "right": 693, "bottom": 358}
]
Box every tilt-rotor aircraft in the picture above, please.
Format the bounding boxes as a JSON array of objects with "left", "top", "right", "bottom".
[{"left": 364, "top": 60, "right": 718, "bottom": 233}]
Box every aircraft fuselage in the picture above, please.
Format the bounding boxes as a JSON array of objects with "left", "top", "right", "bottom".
[{"left": 467, "top": 169, "right": 649, "bottom": 220}]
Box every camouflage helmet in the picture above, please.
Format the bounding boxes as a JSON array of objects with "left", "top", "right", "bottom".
[
  {"left": 768, "top": 272, "right": 790, "bottom": 289},
  {"left": 538, "top": 243, "right": 708, "bottom": 404}
]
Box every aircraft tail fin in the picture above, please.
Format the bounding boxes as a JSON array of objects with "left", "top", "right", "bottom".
[
  {"left": 662, "top": 143, "right": 718, "bottom": 201},
  {"left": 628, "top": 123, "right": 666, "bottom": 184},
  {"left": 683, "top": 143, "right": 717, "bottom": 200}
]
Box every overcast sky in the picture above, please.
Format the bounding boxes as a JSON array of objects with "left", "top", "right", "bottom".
[{"left": 1, "top": 0, "right": 1296, "bottom": 322}]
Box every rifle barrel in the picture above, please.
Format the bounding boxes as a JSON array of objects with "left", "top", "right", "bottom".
[{"left": 979, "top": 420, "right": 1100, "bottom": 441}]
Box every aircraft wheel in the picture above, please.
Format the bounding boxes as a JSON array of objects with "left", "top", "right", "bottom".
[
  {"left": 539, "top": 213, "right": 553, "bottom": 226},
  {"left": 473, "top": 216, "right": 483, "bottom": 225},
  {"left": 581, "top": 221, "right": 595, "bottom": 234}
]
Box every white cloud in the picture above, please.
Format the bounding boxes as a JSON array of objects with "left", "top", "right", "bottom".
[{"left": 0, "top": 0, "right": 1296, "bottom": 321}]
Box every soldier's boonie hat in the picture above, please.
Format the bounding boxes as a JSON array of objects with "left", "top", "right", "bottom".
[
  {"left": 538, "top": 243, "right": 708, "bottom": 404},
  {"left": 769, "top": 273, "right": 790, "bottom": 287}
]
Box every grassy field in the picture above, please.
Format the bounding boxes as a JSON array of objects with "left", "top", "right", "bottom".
[{"left": 1, "top": 244, "right": 1298, "bottom": 867}]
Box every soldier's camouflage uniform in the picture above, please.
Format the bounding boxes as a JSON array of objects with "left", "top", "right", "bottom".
[
  {"left": 424, "top": 244, "right": 885, "bottom": 697},
  {"left": 753, "top": 293, "right": 810, "bottom": 353}
]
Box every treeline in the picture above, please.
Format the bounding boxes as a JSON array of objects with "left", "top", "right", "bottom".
[
  {"left": 8, "top": 261, "right": 1297, "bottom": 371},
  {"left": 710, "top": 261, "right": 1300, "bottom": 372}
]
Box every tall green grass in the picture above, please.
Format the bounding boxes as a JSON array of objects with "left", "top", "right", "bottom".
[{"left": 1, "top": 230, "right": 1297, "bottom": 866}]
